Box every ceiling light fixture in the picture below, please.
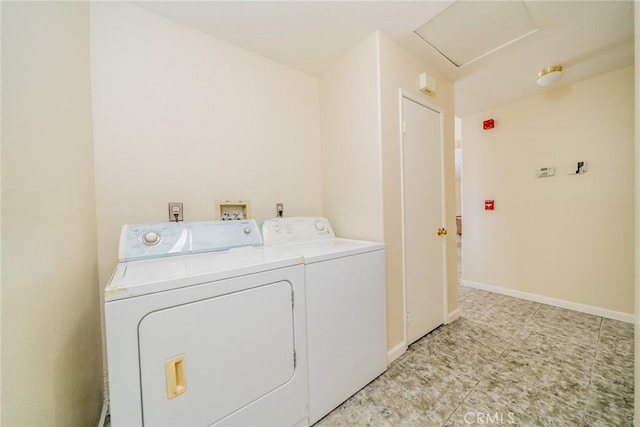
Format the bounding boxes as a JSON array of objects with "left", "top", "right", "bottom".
[{"left": 536, "top": 65, "right": 563, "bottom": 86}]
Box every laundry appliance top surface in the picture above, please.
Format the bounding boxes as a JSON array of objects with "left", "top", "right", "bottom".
[
  {"left": 261, "top": 217, "right": 384, "bottom": 263},
  {"left": 106, "top": 219, "right": 302, "bottom": 301}
]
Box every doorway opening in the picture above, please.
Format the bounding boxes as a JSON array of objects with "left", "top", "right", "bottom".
[{"left": 454, "top": 116, "right": 462, "bottom": 290}]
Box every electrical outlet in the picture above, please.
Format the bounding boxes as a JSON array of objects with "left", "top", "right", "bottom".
[
  {"left": 276, "top": 203, "right": 284, "bottom": 218},
  {"left": 168, "top": 202, "right": 183, "bottom": 222}
]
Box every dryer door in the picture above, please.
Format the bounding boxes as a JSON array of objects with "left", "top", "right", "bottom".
[{"left": 138, "top": 280, "right": 295, "bottom": 426}]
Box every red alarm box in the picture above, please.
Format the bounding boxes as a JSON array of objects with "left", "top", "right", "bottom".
[
  {"left": 483, "top": 119, "right": 495, "bottom": 130},
  {"left": 485, "top": 200, "right": 495, "bottom": 210}
]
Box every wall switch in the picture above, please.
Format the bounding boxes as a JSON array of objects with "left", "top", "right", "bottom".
[
  {"left": 569, "top": 161, "right": 587, "bottom": 175},
  {"left": 168, "top": 202, "right": 183, "bottom": 222}
]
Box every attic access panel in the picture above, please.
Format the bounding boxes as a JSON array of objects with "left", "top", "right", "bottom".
[{"left": 414, "top": 0, "right": 537, "bottom": 67}]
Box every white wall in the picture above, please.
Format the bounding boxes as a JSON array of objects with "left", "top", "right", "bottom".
[
  {"left": 455, "top": 148, "right": 462, "bottom": 216},
  {"left": 1, "top": 2, "right": 103, "bottom": 425},
  {"left": 90, "top": 2, "right": 322, "bottom": 287},
  {"left": 319, "top": 32, "right": 384, "bottom": 241},
  {"left": 462, "top": 66, "right": 635, "bottom": 316},
  {"left": 455, "top": 116, "right": 462, "bottom": 217}
]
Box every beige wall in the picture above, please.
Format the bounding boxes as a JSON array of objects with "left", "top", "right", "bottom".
[
  {"left": 462, "top": 66, "right": 635, "bottom": 315},
  {"left": 634, "top": 0, "right": 639, "bottom": 420},
  {"left": 320, "top": 31, "right": 457, "bottom": 356},
  {"left": 1, "top": 2, "right": 3, "bottom": 419},
  {"left": 319, "top": 32, "right": 384, "bottom": 241},
  {"left": 455, "top": 117, "right": 462, "bottom": 216},
  {"left": 377, "top": 32, "right": 457, "bottom": 353},
  {"left": 1, "top": 2, "right": 103, "bottom": 425},
  {"left": 90, "top": 2, "right": 322, "bottom": 287}
]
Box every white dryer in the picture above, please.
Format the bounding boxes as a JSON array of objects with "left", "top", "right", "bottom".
[
  {"left": 104, "top": 220, "right": 308, "bottom": 427},
  {"left": 261, "top": 217, "right": 387, "bottom": 425}
]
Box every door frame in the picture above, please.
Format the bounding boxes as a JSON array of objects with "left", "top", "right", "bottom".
[{"left": 398, "top": 89, "right": 449, "bottom": 346}]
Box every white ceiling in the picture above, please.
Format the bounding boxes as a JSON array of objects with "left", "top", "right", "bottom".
[{"left": 134, "top": 1, "right": 635, "bottom": 117}]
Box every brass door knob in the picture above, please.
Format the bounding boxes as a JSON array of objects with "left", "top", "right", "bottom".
[{"left": 437, "top": 228, "right": 448, "bottom": 236}]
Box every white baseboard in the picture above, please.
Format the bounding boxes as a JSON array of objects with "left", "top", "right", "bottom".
[
  {"left": 386, "top": 341, "right": 407, "bottom": 364},
  {"left": 462, "top": 280, "right": 635, "bottom": 324},
  {"left": 446, "top": 308, "right": 460, "bottom": 324}
]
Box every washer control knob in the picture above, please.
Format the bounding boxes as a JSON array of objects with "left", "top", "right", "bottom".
[
  {"left": 244, "top": 227, "right": 252, "bottom": 235},
  {"left": 315, "top": 221, "right": 325, "bottom": 231},
  {"left": 142, "top": 231, "right": 160, "bottom": 246}
]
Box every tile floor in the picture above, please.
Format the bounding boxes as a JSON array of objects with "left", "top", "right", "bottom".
[{"left": 315, "top": 238, "right": 634, "bottom": 426}]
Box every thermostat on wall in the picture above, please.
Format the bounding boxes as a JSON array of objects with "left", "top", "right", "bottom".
[{"left": 536, "top": 167, "right": 555, "bottom": 178}]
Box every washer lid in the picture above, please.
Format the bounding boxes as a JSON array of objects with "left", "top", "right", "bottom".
[
  {"left": 263, "top": 238, "right": 384, "bottom": 264},
  {"left": 105, "top": 248, "right": 302, "bottom": 301}
]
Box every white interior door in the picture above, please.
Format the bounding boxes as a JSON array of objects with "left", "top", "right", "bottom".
[{"left": 401, "top": 95, "right": 446, "bottom": 346}]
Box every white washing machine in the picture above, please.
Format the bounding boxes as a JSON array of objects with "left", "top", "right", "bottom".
[
  {"left": 261, "top": 217, "right": 387, "bottom": 425},
  {"left": 104, "top": 220, "right": 308, "bottom": 427}
]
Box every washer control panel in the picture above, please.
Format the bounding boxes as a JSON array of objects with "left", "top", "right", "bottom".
[
  {"left": 261, "top": 217, "right": 335, "bottom": 245},
  {"left": 119, "top": 219, "right": 262, "bottom": 261}
]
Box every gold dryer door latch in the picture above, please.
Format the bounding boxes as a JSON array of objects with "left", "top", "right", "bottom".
[
  {"left": 165, "top": 354, "right": 187, "bottom": 399},
  {"left": 437, "top": 228, "right": 448, "bottom": 236}
]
